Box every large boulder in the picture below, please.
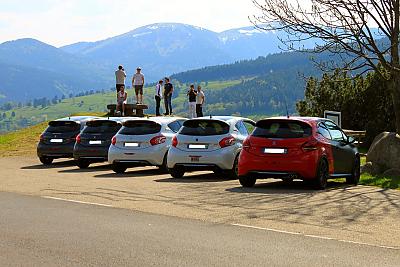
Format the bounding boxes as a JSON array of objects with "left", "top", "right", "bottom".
[{"left": 367, "top": 132, "right": 400, "bottom": 172}]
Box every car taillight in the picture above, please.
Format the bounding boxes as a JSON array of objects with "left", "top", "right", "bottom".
[
  {"left": 242, "top": 137, "right": 252, "bottom": 152},
  {"left": 75, "top": 134, "right": 81, "bottom": 144},
  {"left": 150, "top": 135, "right": 166, "bottom": 146},
  {"left": 111, "top": 136, "right": 116, "bottom": 145},
  {"left": 172, "top": 136, "right": 178, "bottom": 147},
  {"left": 302, "top": 139, "right": 318, "bottom": 152},
  {"left": 219, "top": 135, "right": 236, "bottom": 148}
]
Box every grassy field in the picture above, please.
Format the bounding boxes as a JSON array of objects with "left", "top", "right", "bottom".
[{"left": 0, "top": 123, "right": 398, "bottom": 190}]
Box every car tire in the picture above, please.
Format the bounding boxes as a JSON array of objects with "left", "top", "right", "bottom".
[
  {"left": 313, "top": 158, "right": 329, "bottom": 190},
  {"left": 239, "top": 175, "right": 256, "bottom": 188},
  {"left": 168, "top": 167, "right": 184, "bottom": 178},
  {"left": 112, "top": 163, "right": 127, "bottom": 174},
  {"left": 228, "top": 155, "right": 239, "bottom": 179},
  {"left": 346, "top": 156, "right": 360, "bottom": 185},
  {"left": 77, "top": 159, "right": 90, "bottom": 169},
  {"left": 158, "top": 153, "right": 168, "bottom": 173},
  {"left": 39, "top": 156, "right": 53, "bottom": 165}
]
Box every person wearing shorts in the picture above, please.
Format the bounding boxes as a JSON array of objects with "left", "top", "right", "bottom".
[
  {"left": 132, "top": 67, "right": 145, "bottom": 104},
  {"left": 116, "top": 85, "right": 128, "bottom": 116}
]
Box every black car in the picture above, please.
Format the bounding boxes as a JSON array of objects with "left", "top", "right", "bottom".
[
  {"left": 37, "top": 116, "right": 99, "bottom": 165},
  {"left": 73, "top": 118, "right": 123, "bottom": 168}
]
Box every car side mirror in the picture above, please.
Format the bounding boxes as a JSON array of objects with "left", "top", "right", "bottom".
[{"left": 347, "top": 136, "right": 356, "bottom": 144}]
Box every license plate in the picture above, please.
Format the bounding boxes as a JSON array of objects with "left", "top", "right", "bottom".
[
  {"left": 89, "top": 140, "right": 102, "bottom": 145},
  {"left": 190, "top": 156, "right": 200, "bottom": 162},
  {"left": 264, "top": 148, "right": 287, "bottom": 154},
  {"left": 50, "top": 139, "right": 63, "bottom": 143},
  {"left": 188, "top": 144, "right": 207, "bottom": 149},
  {"left": 125, "top": 142, "right": 139, "bottom": 147}
]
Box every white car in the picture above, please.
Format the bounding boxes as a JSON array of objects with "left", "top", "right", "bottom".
[
  {"left": 167, "top": 116, "right": 255, "bottom": 178},
  {"left": 108, "top": 117, "right": 187, "bottom": 173}
]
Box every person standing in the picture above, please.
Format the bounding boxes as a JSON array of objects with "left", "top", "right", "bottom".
[
  {"left": 163, "top": 77, "right": 174, "bottom": 115},
  {"left": 155, "top": 80, "right": 163, "bottom": 116},
  {"left": 187, "top": 84, "right": 197, "bottom": 119},
  {"left": 116, "top": 85, "right": 128, "bottom": 116},
  {"left": 132, "top": 67, "right": 145, "bottom": 104},
  {"left": 115, "top": 65, "right": 126, "bottom": 96},
  {"left": 196, "top": 85, "right": 205, "bottom": 117}
]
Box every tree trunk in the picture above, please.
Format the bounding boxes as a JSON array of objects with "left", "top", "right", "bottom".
[{"left": 390, "top": 74, "right": 400, "bottom": 135}]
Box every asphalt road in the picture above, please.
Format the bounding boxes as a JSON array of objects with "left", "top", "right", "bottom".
[{"left": 0, "top": 192, "right": 399, "bottom": 267}]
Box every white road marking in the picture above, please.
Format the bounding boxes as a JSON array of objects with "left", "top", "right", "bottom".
[
  {"left": 42, "top": 196, "right": 112, "bottom": 207},
  {"left": 231, "top": 223, "right": 399, "bottom": 250}
]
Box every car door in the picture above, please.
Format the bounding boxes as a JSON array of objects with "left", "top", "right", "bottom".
[{"left": 324, "top": 121, "right": 355, "bottom": 174}]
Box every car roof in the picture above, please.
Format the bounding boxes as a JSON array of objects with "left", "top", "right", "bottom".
[
  {"left": 193, "top": 115, "right": 253, "bottom": 123},
  {"left": 259, "top": 116, "right": 324, "bottom": 123},
  {"left": 53, "top": 116, "right": 100, "bottom": 123},
  {"left": 122, "top": 116, "right": 186, "bottom": 124}
]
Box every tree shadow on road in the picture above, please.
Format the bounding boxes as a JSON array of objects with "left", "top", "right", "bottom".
[
  {"left": 21, "top": 160, "right": 76, "bottom": 170},
  {"left": 58, "top": 164, "right": 112, "bottom": 173},
  {"left": 94, "top": 167, "right": 162, "bottom": 179},
  {"left": 155, "top": 172, "right": 236, "bottom": 183}
]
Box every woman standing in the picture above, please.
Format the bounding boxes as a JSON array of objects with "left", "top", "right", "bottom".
[
  {"left": 196, "top": 85, "right": 205, "bottom": 117},
  {"left": 187, "top": 84, "right": 197, "bottom": 119}
]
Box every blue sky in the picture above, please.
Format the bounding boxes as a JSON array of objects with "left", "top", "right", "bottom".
[{"left": 0, "top": 0, "right": 259, "bottom": 47}]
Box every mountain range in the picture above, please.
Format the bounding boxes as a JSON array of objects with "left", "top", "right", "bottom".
[{"left": 0, "top": 22, "right": 320, "bottom": 104}]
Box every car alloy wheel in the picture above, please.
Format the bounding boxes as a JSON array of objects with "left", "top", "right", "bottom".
[
  {"left": 39, "top": 156, "right": 53, "bottom": 165},
  {"left": 314, "top": 159, "right": 329, "bottom": 190},
  {"left": 346, "top": 157, "right": 360, "bottom": 185}
]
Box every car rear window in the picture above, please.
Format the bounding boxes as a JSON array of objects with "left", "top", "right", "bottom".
[
  {"left": 180, "top": 120, "right": 230, "bottom": 136},
  {"left": 46, "top": 121, "right": 81, "bottom": 133},
  {"left": 252, "top": 120, "right": 312, "bottom": 139},
  {"left": 83, "top": 120, "right": 121, "bottom": 134},
  {"left": 119, "top": 120, "right": 161, "bottom": 135}
]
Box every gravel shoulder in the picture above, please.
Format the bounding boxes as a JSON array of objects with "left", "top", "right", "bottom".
[{"left": 1, "top": 156, "right": 400, "bottom": 248}]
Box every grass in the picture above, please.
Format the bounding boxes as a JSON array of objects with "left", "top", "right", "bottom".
[{"left": 360, "top": 173, "right": 400, "bottom": 190}]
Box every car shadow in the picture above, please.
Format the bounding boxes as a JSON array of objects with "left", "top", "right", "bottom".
[
  {"left": 58, "top": 164, "right": 112, "bottom": 173},
  {"left": 21, "top": 160, "right": 77, "bottom": 170},
  {"left": 94, "top": 167, "right": 162, "bottom": 178},
  {"left": 226, "top": 180, "right": 352, "bottom": 194},
  {"left": 154, "top": 172, "right": 236, "bottom": 183}
]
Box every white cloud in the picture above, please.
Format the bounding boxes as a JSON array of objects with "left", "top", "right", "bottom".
[{"left": 0, "top": 0, "right": 259, "bottom": 46}]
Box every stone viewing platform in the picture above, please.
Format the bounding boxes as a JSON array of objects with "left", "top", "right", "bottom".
[{"left": 107, "top": 104, "right": 149, "bottom": 117}]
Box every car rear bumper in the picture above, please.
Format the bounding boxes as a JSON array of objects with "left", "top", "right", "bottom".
[
  {"left": 37, "top": 143, "right": 74, "bottom": 158},
  {"left": 238, "top": 150, "right": 319, "bottom": 179},
  {"left": 108, "top": 144, "right": 168, "bottom": 166},
  {"left": 167, "top": 146, "right": 238, "bottom": 170},
  {"left": 73, "top": 144, "right": 108, "bottom": 161}
]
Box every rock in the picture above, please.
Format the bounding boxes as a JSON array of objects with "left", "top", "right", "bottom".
[
  {"left": 361, "top": 162, "right": 373, "bottom": 174},
  {"left": 382, "top": 168, "right": 400, "bottom": 178},
  {"left": 367, "top": 132, "right": 400, "bottom": 172}
]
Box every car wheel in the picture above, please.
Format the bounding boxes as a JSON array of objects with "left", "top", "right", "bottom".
[
  {"left": 158, "top": 153, "right": 168, "bottom": 173},
  {"left": 168, "top": 167, "right": 184, "bottom": 178},
  {"left": 346, "top": 156, "right": 360, "bottom": 185},
  {"left": 313, "top": 158, "right": 329, "bottom": 190},
  {"left": 112, "top": 163, "right": 127, "bottom": 174},
  {"left": 77, "top": 159, "right": 90, "bottom": 169},
  {"left": 239, "top": 175, "right": 256, "bottom": 188},
  {"left": 228, "top": 156, "right": 239, "bottom": 179},
  {"left": 39, "top": 156, "right": 53, "bottom": 165}
]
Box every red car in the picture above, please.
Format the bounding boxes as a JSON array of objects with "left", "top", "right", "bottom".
[{"left": 238, "top": 117, "right": 360, "bottom": 189}]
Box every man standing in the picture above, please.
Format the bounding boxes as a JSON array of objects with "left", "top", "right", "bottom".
[
  {"left": 187, "top": 84, "right": 197, "bottom": 119},
  {"left": 132, "top": 67, "right": 145, "bottom": 104},
  {"left": 163, "top": 77, "right": 174, "bottom": 115},
  {"left": 115, "top": 65, "right": 126, "bottom": 96},
  {"left": 196, "top": 85, "right": 205, "bottom": 117},
  {"left": 155, "top": 80, "right": 163, "bottom": 116}
]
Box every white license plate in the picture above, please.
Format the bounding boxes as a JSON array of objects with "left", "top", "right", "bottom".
[
  {"left": 50, "top": 139, "right": 63, "bottom": 143},
  {"left": 89, "top": 140, "right": 102, "bottom": 145},
  {"left": 190, "top": 156, "right": 200, "bottom": 162},
  {"left": 264, "top": 148, "right": 287, "bottom": 154},
  {"left": 125, "top": 142, "right": 139, "bottom": 147},
  {"left": 188, "top": 144, "right": 207, "bottom": 149}
]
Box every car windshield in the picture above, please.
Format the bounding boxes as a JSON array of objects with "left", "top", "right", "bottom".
[
  {"left": 119, "top": 121, "right": 161, "bottom": 135},
  {"left": 46, "top": 121, "right": 80, "bottom": 133},
  {"left": 180, "top": 120, "right": 230, "bottom": 136},
  {"left": 83, "top": 120, "right": 121, "bottom": 134},
  {"left": 252, "top": 120, "right": 312, "bottom": 139}
]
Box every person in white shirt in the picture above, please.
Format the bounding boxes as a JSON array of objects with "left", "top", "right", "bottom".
[
  {"left": 115, "top": 65, "right": 126, "bottom": 95},
  {"left": 116, "top": 85, "right": 128, "bottom": 116},
  {"left": 196, "top": 85, "right": 205, "bottom": 117},
  {"left": 155, "top": 80, "right": 163, "bottom": 116},
  {"left": 132, "top": 67, "right": 145, "bottom": 104}
]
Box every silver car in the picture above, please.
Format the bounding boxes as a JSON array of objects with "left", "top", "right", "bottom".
[
  {"left": 167, "top": 116, "right": 255, "bottom": 178},
  {"left": 108, "top": 117, "right": 187, "bottom": 173}
]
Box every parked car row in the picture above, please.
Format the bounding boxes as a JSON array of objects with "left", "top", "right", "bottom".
[{"left": 37, "top": 115, "right": 360, "bottom": 189}]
